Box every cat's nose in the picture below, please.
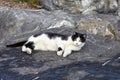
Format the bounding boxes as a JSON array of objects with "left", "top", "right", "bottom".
[
  {"left": 76, "top": 43, "right": 81, "bottom": 45},
  {"left": 76, "top": 43, "right": 79, "bottom": 45}
]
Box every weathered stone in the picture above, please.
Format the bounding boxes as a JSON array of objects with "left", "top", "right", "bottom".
[
  {"left": 0, "top": 7, "right": 75, "bottom": 44},
  {"left": 95, "top": 0, "right": 118, "bottom": 14},
  {"left": 76, "top": 18, "right": 120, "bottom": 41},
  {"left": 118, "top": 0, "right": 120, "bottom": 16},
  {"left": 39, "top": 0, "right": 118, "bottom": 14},
  {"left": 39, "top": 0, "right": 94, "bottom": 14},
  {"left": 0, "top": 28, "right": 120, "bottom": 80}
]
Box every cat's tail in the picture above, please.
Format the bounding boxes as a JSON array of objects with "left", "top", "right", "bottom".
[{"left": 6, "top": 40, "right": 27, "bottom": 47}]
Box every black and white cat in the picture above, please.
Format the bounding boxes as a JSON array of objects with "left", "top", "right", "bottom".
[
  {"left": 22, "top": 32, "right": 86, "bottom": 57},
  {"left": 7, "top": 32, "right": 86, "bottom": 57}
]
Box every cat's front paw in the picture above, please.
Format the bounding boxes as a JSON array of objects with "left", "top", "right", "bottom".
[
  {"left": 24, "top": 48, "right": 32, "bottom": 54},
  {"left": 22, "top": 46, "right": 32, "bottom": 54},
  {"left": 57, "top": 51, "right": 63, "bottom": 56},
  {"left": 63, "top": 50, "right": 72, "bottom": 57},
  {"left": 63, "top": 53, "right": 69, "bottom": 57},
  {"left": 26, "top": 49, "right": 32, "bottom": 54}
]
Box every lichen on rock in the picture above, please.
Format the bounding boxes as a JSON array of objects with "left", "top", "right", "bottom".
[{"left": 76, "top": 18, "right": 120, "bottom": 41}]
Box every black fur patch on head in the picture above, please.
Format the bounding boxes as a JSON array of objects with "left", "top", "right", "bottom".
[
  {"left": 80, "top": 34, "right": 86, "bottom": 42},
  {"left": 25, "top": 42, "right": 35, "bottom": 50},
  {"left": 58, "top": 47, "right": 62, "bottom": 51},
  {"left": 72, "top": 32, "right": 86, "bottom": 42},
  {"left": 46, "top": 32, "right": 68, "bottom": 40},
  {"left": 72, "top": 32, "right": 79, "bottom": 41}
]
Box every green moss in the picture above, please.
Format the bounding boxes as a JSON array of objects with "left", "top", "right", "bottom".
[{"left": 13, "top": 0, "right": 40, "bottom": 8}]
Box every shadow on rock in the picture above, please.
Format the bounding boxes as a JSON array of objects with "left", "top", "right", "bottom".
[
  {"left": 0, "top": 48, "right": 45, "bottom": 80},
  {"left": 16, "top": 61, "right": 120, "bottom": 80},
  {"left": 0, "top": 48, "right": 45, "bottom": 68},
  {"left": 0, "top": 47, "right": 120, "bottom": 80},
  {"left": 36, "top": 61, "right": 120, "bottom": 80}
]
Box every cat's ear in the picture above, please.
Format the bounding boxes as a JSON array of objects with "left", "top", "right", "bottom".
[
  {"left": 80, "top": 34, "right": 86, "bottom": 42},
  {"left": 80, "top": 34, "right": 86, "bottom": 38},
  {"left": 73, "top": 32, "right": 78, "bottom": 36},
  {"left": 72, "top": 32, "right": 78, "bottom": 41}
]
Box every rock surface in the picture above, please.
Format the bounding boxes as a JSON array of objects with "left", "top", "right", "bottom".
[
  {"left": 76, "top": 18, "right": 120, "bottom": 40},
  {"left": 39, "top": 0, "right": 118, "bottom": 14},
  {"left": 0, "top": 28, "right": 120, "bottom": 80},
  {"left": 0, "top": 7, "right": 75, "bottom": 44}
]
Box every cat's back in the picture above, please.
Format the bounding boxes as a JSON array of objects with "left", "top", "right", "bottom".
[{"left": 34, "top": 32, "right": 69, "bottom": 40}]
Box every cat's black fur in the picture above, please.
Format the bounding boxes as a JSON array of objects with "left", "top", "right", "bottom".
[
  {"left": 34, "top": 32, "right": 68, "bottom": 40},
  {"left": 6, "top": 40, "right": 27, "bottom": 47},
  {"left": 24, "top": 42, "right": 35, "bottom": 50}
]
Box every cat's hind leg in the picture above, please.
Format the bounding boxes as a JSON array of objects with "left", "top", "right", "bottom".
[
  {"left": 57, "top": 47, "right": 64, "bottom": 56},
  {"left": 22, "top": 46, "right": 32, "bottom": 54},
  {"left": 26, "top": 48, "right": 32, "bottom": 54},
  {"left": 56, "top": 40, "right": 64, "bottom": 56}
]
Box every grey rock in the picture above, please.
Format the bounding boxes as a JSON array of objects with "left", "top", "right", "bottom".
[
  {"left": 0, "top": 28, "right": 120, "bottom": 80},
  {"left": 95, "top": 0, "right": 118, "bottom": 14},
  {"left": 39, "top": 0, "right": 119, "bottom": 14},
  {"left": 118, "top": 9, "right": 120, "bottom": 16},
  {"left": 118, "top": 0, "right": 120, "bottom": 16},
  {"left": 39, "top": 0, "right": 58, "bottom": 10},
  {"left": 0, "top": 3, "right": 120, "bottom": 80},
  {"left": 39, "top": 0, "right": 94, "bottom": 14},
  {"left": 0, "top": 7, "right": 75, "bottom": 44}
]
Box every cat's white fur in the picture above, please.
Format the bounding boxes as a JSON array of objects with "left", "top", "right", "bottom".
[{"left": 22, "top": 33, "right": 85, "bottom": 57}]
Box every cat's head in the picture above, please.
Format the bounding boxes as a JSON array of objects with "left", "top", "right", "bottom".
[{"left": 72, "top": 32, "right": 86, "bottom": 46}]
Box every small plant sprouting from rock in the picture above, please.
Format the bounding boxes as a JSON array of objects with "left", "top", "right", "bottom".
[{"left": 13, "top": 0, "right": 42, "bottom": 8}]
